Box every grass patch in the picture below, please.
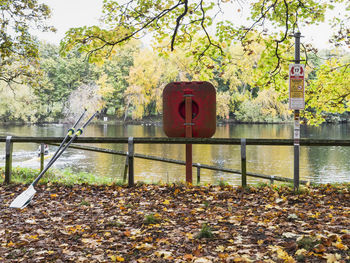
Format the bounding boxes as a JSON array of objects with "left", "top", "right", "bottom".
[
  {"left": 218, "top": 179, "right": 228, "bottom": 187},
  {"left": 256, "top": 182, "right": 270, "bottom": 188},
  {"left": 297, "top": 236, "right": 320, "bottom": 251},
  {"left": 196, "top": 224, "right": 214, "bottom": 239},
  {"left": 203, "top": 200, "right": 210, "bottom": 209},
  {"left": 143, "top": 214, "right": 161, "bottom": 225},
  {"left": 0, "top": 167, "right": 56, "bottom": 184},
  {"left": 106, "top": 220, "right": 124, "bottom": 227},
  {"left": 53, "top": 168, "right": 115, "bottom": 185},
  {"left": 0, "top": 167, "right": 118, "bottom": 185},
  {"left": 80, "top": 200, "right": 90, "bottom": 206}
]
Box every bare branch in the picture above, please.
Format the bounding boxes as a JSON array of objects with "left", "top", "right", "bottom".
[
  {"left": 198, "top": 0, "right": 223, "bottom": 59},
  {"left": 271, "top": 0, "right": 289, "bottom": 75},
  {"left": 171, "top": 0, "right": 188, "bottom": 51}
]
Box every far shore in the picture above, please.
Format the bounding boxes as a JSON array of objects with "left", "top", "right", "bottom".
[{"left": 1, "top": 115, "right": 349, "bottom": 126}]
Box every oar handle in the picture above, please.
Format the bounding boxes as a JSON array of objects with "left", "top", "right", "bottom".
[
  {"left": 32, "top": 112, "right": 98, "bottom": 187},
  {"left": 47, "top": 109, "right": 87, "bottom": 167},
  {"left": 75, "top": 111, "right": 98, "bottom": 136},
  {"left": 67, "top": 109, "right": 87, "bottom": 136}
]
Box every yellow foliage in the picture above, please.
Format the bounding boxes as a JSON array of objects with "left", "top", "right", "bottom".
[
  {"left": 97, "top": 74, "right": 114, "bottom": 97},
  {"left": 162, "top": 200, "right": 170, "bottom": 205},
  {"left": 269, "top": 245, "right": 296, "bottom": 262},
  {"left": 108, "top": 254, "right": 125, "bottom": 262}
]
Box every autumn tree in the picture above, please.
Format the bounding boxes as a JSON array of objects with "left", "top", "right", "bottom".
[
  {"left": 0, "top": 0, "right": 54, "bottom": 85},
  {"left": 96, "top": 40, "right": 140, "bottom": 116},
  {"left": 62, "top": 0, "right": 348, "bottom": 68},
  {"left": 60, "top": 0, "right": 349, "bottom": 124}
]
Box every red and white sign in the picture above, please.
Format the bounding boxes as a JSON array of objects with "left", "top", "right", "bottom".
[{"left": 289, "top": 64, "right": 305, "bottom": 110}]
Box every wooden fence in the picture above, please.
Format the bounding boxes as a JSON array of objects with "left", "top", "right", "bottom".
[{"left": 2, "top": 136, "right": 350, "bottom": 188}]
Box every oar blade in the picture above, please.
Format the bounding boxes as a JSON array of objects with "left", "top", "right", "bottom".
[{"left": 9, "top": 185, "right": 36, "bottom": 209}]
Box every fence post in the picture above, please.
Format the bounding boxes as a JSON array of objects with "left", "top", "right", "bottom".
[
  {"left": 128, "top": 137, "right": 134, "bottom": 187},
  {"left": 40, "top": 143, "right": 45, "bottom": 172},
  {"left": 196, "top": 164, "right": 201, "bottom": 184},
  {"left": 241, "top": 138, "right": 247, "bottom": 187},
  {"left": 5, "top": 136, "right": 13, "bottom": 184},
  {"left": 123, "top": 153, "right": 129, "bottom": 183}
]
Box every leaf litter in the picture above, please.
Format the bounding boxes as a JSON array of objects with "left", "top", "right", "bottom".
[{"left": 0, "top": 183, "right": 349, "bottom": 262}]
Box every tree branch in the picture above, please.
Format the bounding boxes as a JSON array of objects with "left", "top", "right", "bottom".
[{"left": 171, "top": 0, "right": 188, "bottom": 51}]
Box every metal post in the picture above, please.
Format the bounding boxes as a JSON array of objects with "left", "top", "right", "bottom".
[
  {"left": 40, "top": 143, "right": 45, "bottom": 172},
  {"left": 184, "top": 89, "right": 193, "bottom": 184},
  {"left": 294, "top": 32, "right": 301, "bottom": 191},
  {"left": 241, "top": 138, "right": 247, "bottom": 187},
  {"left": 128, "top": 137, "right": 134, "bottom": 187},
  {"left": 196, "top": 164, "right": 201, "bottom": 184},
  {"left": 294, "top": 143, "right": 300, "bottom": 189},
  {"left": 5, "top": 136, "right": 13, "bottom": 184},
  {"left": 295, "top": 32, "right": 301, "bottom": 64}
]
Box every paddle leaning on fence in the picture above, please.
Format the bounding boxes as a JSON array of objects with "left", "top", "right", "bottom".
[{"left": 9, "top": 111, "right": 98, "bottom": 209}]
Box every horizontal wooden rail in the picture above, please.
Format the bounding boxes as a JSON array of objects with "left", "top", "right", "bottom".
[{"left": 2, "top": 136, "right": 350, "bottom": 146}]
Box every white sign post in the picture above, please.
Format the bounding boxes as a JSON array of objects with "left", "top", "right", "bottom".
[{"left": 289, "top": 64, "right": 305, "bottom": 110}]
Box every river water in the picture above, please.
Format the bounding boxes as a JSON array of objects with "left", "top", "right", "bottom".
[{"left": 1, "top": 123, "right": 350, "bottom": 185}]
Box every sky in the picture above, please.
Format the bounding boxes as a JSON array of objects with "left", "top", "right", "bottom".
[
  {"left": 34, "top": 0, "right": 345, "bottom": 50},
  {"left": 35, "top": 0, "right": 103, "bottom": 44}
]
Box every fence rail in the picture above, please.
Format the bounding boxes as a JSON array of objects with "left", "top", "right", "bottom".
[
  {"left": 1, "top": 136, "right": 350, "bottom": 146},
  {"left": 2, "top": 136, "right": 350, "bottom": 187}
]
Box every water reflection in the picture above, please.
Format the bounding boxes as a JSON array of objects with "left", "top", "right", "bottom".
[{"left": 0, "top": 123, "right": 349, "bottom": 185}]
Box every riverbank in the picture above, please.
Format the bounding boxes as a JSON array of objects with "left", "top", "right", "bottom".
[{"left": 1, "top": 183, "right": 349, "bottom": 262}]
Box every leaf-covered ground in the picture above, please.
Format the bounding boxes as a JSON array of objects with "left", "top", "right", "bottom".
[{"left": 1, "top": 183, "right": 349, "bottom": 262}]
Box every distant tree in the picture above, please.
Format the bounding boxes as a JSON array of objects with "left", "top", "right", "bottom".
[
  {"left": 0, "top": 82, "right": 41, "bottom": 122},
  {"left": 63, "top": 84, "right": 103, "bottom": 122},
  {"left": 125, "top": 48, "right": 166, "bottom": 119},
  {"left": 96, "top": 40, "right": 140, "bottom": 116},
  {"left": 38, "top": 43, "right": 99, "bottom": 120}
]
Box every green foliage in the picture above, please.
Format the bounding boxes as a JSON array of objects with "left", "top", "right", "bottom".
[
  {"left": 297, "top": 236, "right": 320, "bottom": 251},
  {"left": 234, "top": 88, "right": 290, "bottom": 123},
  {"left": 218, "top": 179, "right": 228, "bottom": 187},
  {"left": 143, "top": 214, "right": 160, "bottom": 225},
  {"left": 0, "top": 167, "right": 55, "bottom": 184},
  {"left": 53, "top": 169, "right": 114, "bottom": 185},
  {"left": 0, "top": 0, "right": 349, "bottom": 124},
  {"left": 0, "top": 82, "right": 42, "bottom": 122},
  {"left": 57, "top": 0, "right": 349, "bottom": 125},
  {"left": 0, "top": 167, "right": 115, "bottom": 185},
  {"left": 202, "top": 200, "right": 210, "bottom": 209},
  {"left": 0, "top": 0, "right": 54, "bottom": 85},
  {"left": 97, "top": 40, "right": 140, "bottom": 117},
  {"left": 196, "top": 224, "right": 214, "bottom": 239},
  {"left": 80, "top": 200, "right": 90, "bottom": 206},
  {"left": 305, "top": 55, "right": 350, "bottom": 125},
  {"left": 37, "top": 43, "right": 100, "bottom": 121}
]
